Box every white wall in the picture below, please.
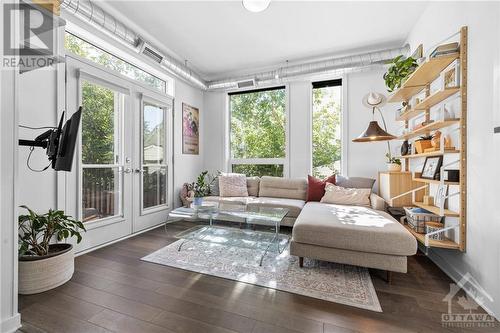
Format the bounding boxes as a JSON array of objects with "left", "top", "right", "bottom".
[
  {"left": 173, "top": 80, "right": 205, "bottom": 207},
  {"left": 405, "top": 1, "right": 500, "bottom": 318},
  {"left": 18, "top": 69, "right": 59, "bottom": 212},
  {"left": 203, "top": 69, "right": 398, "bottom": 192},
  {"left": 1, "top": 3, "right": 21, "bottom": 331}
]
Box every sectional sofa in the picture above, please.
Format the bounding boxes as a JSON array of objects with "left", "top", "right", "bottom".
[{"left": 204, "top": 176, "right": 417, "bottom": 274}]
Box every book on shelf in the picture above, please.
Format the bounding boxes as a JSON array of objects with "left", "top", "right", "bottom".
[{"left": 430, "top": 42, "right": 459, "bottom": 58}]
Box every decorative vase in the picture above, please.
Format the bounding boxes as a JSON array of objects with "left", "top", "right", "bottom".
[
  {"left": 387, "top": 163, "right": 402, "bottom": 172},
  {"left": 401, "top": 140, "right": 410, "bottom": 156},
  {"left": 193, "top": 196, "right": 203, "bottom": 206},
  {"left": 18, "top": 243, "right": 74, "bottom": 295}
]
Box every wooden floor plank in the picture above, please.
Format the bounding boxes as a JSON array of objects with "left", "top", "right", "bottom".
[{"left": 20, "top": 221, "right": 497, "bottom": 333}]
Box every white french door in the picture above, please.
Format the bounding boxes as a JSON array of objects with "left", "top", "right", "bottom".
[
  {"left": 133, "top": 94, "right": 173, "bottom": 232},
  {"left": 65, "top": 56, "right": 173, "bottom": 252}
]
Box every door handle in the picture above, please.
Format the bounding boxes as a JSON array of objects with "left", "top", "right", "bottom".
[
  {"left": 123, "top": 168, "right": 133, "bottom": 174},
  {"left": 135, "top": 168, "right": 144, "bottom": 173}
]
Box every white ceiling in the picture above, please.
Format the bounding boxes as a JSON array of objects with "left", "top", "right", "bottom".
[{"left": 101, "top": 1, "right": 428, "bottom": 80}]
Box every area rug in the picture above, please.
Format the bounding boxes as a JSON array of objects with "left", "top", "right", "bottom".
[{"left": 141, "top": 227, "right": 382, "bottom": 312}]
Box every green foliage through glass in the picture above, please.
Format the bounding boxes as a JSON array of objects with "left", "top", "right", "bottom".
[
  {"left": 312, "top": 85, "right": 342, "bottom": 178},
  {"left": 230, "top": 89, "right": 286, "bottom": 159},
  {"left": 65, "top": 33, "right": 168, "bottom": 93}
]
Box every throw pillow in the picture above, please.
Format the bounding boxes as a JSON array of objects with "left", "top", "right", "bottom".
[
  {"left": 209, "top": 176, "right": 220, "bottom": 196},
  {"left": 219, "top": 173, "right": 249, "bottom": 197},
  {"left": 306, "top": 174, "right": 336, "bottom": 202},
  {"left": 320, "top": 183, "right": 371, "bottom": 207},
  {"left": 335, "top": 175, "right": 375, "bottom": 189}
]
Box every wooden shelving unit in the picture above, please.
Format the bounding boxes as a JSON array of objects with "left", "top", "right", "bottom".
[
  {"left": 413, "top": 177, "right": 460, "bottom": 186},
  {"left": 396, "top": 87, "right": 459, "bottom": 121},
  {"left": 403, "top": 224, "right": 460, "bottom": 250},
  {"left": 395, "top": 149, "right": 460, "bottom": 159},
  {"left": 388, "top": 53, "right": 460, "bottom": 103},
  {"left": 387, "top": 27, "right": 467, "bottom": 252},
  {"left": 398, "top": 119, "right": 460, "bottom": 140},
  {"left": 413, "top": 201, "right": 459, "bottom": 217}
]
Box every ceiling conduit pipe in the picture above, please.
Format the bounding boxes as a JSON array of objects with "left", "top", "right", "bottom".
[
  {"left": 60, "top": 0, "right": 208, "bottom": 90},
  {"left": 207, "top": 45, "right": 410, "bottom": 90}
]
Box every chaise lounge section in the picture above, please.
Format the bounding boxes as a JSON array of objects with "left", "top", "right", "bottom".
[{"left": 204, "top": 175, "right": 417, "bottom": 273}]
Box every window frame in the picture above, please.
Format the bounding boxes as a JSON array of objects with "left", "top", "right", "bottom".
[
  {"left": 310, "top": 78, "right": 345, "bottom": 177},
  {"left": 64, "top": 31, "right": 174, "bottom": 96},
  {"left": 226, "top": 85, "right": 290, "bottom": 177}
]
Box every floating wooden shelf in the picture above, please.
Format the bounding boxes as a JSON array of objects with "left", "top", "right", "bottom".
[
  {"left": 416, "top": 87, "right": 460, "bottom": 110},
  {"left": 398, "top": 119, "right": 460, "bottom": 140},
  {"left": 396, "top": 87, "right": 459, "bottom": 121},
  {"left": 388, "top": 53, "right": 460, "bottom": 103},
  {"left": 402, "top": 224, "right": 460, "bottom": 250},
  {"left": 389, "top": 86, "right": 427, "bottom": 104},
  {"left": 397, "top": 150, "right": 460, "bottom": 159},
  {"left": 413, "top": 201, "right": 460, "bottom": 217},
  {"left": 413, "top": 177, "right": 460, "bottom": 186}
]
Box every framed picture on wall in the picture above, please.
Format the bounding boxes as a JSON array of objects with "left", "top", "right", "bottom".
[{"left": 182, "top": 103, "right": 199, "bottom": 155}]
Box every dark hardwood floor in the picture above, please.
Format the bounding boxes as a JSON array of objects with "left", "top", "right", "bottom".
[{"left": 19, "top": 221, "right": 497, "bottom": 333}]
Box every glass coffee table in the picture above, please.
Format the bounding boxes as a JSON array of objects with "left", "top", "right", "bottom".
[{"left": 167, "top": 202, "right": 289, "bottom": 266}]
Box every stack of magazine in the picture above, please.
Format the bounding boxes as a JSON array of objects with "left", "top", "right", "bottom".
[{"left": 430, "top": 42, "right": 459, "bottom": 58}]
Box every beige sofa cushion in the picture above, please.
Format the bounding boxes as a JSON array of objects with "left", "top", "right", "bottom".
[
  {"left": 258, "top": 176, "right": 307, "bottom": 200},
  {"left": 292, "top": 202, "right": 417, "bottom": 256},
  {"left": 247, "top": 197, "right": 305, "bottom": 218},
  {"left": 246, "top": 177, "right": 260, "bottom": 197}
]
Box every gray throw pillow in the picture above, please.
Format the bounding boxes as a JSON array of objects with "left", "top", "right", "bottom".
[
  {"left": 335, "top": 175, "right": 375, "bottom": 189},
  {"left": 209, "top": 176, "right": 220, "bottom": 196}
]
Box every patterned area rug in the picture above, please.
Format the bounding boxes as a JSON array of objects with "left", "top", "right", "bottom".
[{"left": 142, "top": 227, "right": 382, "bottom": 312}]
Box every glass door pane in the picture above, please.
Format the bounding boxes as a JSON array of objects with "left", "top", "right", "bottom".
[
  {"left": 81, "top": 80, "right": 124, "bottom": 223},
  {"left": 142, "top": 102, "right": 167, "bottom": 210}
]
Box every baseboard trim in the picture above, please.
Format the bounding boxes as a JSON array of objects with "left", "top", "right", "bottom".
[
  {"left": 421, "top": 245, "right": 498, "bottom": 320},
  {"left": 1, "top": 313, "right": 21, "bottom": 333}
]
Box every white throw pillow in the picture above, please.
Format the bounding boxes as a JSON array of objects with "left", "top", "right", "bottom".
[
  {"left": 218, "top": 173, "right": 249, "bottom": 197},
  {"left": 320, "top": 183, "right": 371, "bottom": 207}
]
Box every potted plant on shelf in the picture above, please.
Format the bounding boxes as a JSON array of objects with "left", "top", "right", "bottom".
[
  {"left": 18, "top": 205, "right": 85, "bottom": 295},
  {"left": 383, "top": 55, "right": 418, "bottom": 92},
  {"left": 386, "top": 153, "right": 402, "bottom": 172}
]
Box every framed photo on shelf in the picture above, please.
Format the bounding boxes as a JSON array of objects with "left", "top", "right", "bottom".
[
  {"left": 441, "top": 60, "right": 460, "bottom": 89},
  {"left": 435, "top": 184, "right": 449, "bottom": 209},
  {"left": 421, "top": 156, "right": 443, "bottom": 180}
]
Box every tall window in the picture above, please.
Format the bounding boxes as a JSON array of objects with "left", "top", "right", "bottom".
[
  {"left": 229, "top": 87, "right": 287, "bottom": 177},
  {"left": 312, "top": 79, "right": 342, "bottom": 178},
  {"left": 65, "top": 33, "right": 172, "bottom": 94}
]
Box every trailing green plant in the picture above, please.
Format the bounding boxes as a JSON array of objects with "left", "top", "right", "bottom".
[
  {"left": 188, "top": 171, "right": 218, "bottom": 197},
  {"left": 18, "top": 206, "right": 86, "bottom": 257},
  {"left": 383, "top": 55, "right": 418, "bottom": 92},
  {"left": 386, "top": 153, "right": 401, "bottom": 165}
]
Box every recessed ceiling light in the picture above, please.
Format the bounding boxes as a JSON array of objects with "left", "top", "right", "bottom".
[{"left": 242, "top": 0, "right": 271, "bottom": 13}]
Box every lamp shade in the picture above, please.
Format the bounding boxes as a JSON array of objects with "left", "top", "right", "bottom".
[{"left": 352, "top": 121, "right": 396, "bottom": 142}]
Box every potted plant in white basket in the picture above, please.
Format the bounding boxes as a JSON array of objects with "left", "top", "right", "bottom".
[
  {"left": 18, "top": 205, "right": 85, "bottom": 295},
  {"left": 386, "top": 153, "right": 402, "bottom": 172}
]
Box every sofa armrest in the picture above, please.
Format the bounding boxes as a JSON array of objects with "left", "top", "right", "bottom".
[{"left": 370, "top": 193, "right": 386, "bottom": 211}]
